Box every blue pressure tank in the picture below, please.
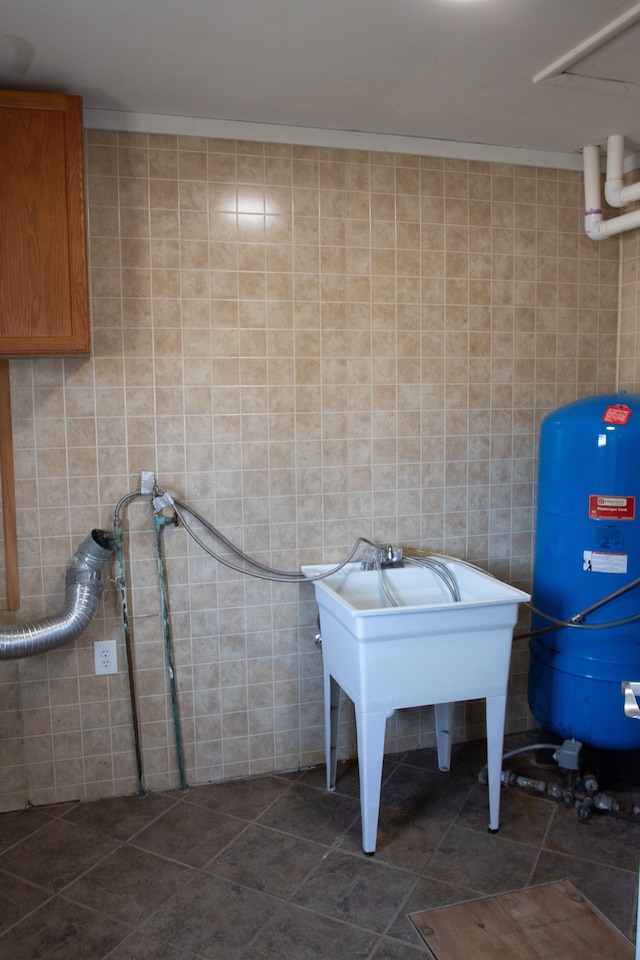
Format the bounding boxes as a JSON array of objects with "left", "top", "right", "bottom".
[{"left": 529, "top": 391, "right": 640, "bottom": 750}]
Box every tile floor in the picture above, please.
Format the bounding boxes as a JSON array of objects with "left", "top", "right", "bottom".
[{"left": 0, "top": 732, "right": 638, "bottom": 959}]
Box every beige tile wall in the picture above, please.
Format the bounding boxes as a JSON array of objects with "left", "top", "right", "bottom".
[
  {"left": 0, "top": 130, "right": 625, "bottom": 812},
  {"left": 620, "top": 231, "right": 640, "bottom": 390}
]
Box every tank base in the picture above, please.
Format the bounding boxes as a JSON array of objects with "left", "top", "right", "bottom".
[{"left": 528, "top": 649, "right": 640, "bottom": 752}]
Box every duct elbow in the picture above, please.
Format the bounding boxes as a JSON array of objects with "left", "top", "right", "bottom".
[
  {"left": 74, "top": 529, "right": 117, "bottom": 572},
  {"left": 0, "top": 529, "right": 115, "bottom": 660}
]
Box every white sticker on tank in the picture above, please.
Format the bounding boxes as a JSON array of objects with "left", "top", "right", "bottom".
[{"left": 583, "top": 550, "right": 628, "bottom": 573}]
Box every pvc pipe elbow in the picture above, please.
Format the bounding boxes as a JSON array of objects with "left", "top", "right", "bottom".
[
  {"left": 604, "top": 178, "right": 640, "bottom": 208},
  {"left": 604, "top": 178, "right": 624, "bottom": 208},
  {"left": 587, "top": 207, "right": 640, "bottom": 240},
  {"left": 584, "top": 212, "right": 605, "bottom": 241},
  {"left": 583, "top": 135, "right": 640, "bottom": 240}
]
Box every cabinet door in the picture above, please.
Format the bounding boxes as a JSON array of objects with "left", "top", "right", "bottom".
[{"left": 0, "top": 90, "right": 90, "bottom": 355}]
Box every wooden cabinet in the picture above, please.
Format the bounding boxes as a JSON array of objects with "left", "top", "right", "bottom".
[{"left": 0, "top": 90, "right": 90, "bottom": 356}]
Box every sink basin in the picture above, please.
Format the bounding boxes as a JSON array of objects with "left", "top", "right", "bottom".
[{"left": 302, "top": 559, "right": 530, "bottom": 853}]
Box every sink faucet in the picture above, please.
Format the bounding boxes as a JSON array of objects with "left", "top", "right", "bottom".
[{"left": 360, "top": 544, "right": 403, "bottom": 570}]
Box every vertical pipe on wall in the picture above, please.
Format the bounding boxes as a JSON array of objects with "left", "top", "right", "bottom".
[
  {"left": 154, "top": 512, "right": 187, "bottom": 791},
  {"left": 113, "top": 520, "right": 145, "bottom": 796}
]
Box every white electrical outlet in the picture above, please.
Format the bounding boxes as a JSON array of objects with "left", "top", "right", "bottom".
[{"left": 94, "top": 640, "right": 118, "bottom": 675}]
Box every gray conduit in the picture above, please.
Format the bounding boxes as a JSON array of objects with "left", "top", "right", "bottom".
[{"left": 0, "top": 529, "right": 116, "bottom": 660}]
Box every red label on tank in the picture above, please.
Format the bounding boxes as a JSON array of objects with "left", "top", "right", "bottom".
[
  {"left": 602, "top": 404, "right": 632, "bottom": 424},
  {"left": 589, "top": 495, "right": 635, "bottom": 520}
]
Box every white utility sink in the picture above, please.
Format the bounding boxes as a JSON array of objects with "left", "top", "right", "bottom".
[{"left": 302, "top": 559, "right": 530, "bottom": 854}]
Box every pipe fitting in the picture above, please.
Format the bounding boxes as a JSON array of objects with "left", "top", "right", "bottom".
[
  {"left": 583, "top": 137, "right": 640, "bottom": 240},
  {"left": 73, "top": 529, "right": 117, "bottom": 572}
]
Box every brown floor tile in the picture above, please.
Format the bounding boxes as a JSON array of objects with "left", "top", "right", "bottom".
[
  {"left": 544, "top": 801, "right": 640, "bottom": 872},
  {"left": 457, "top": 779, "right": 556, "bottom": 844},
  {"left": 62, "top": 791, "right": 179, "bottom": 841},
  {"left": 240, "top": 902, "right": 379, "bottom": 959},
  {"left": 104, "top": 930, "right": 200, "bottom": 959},
  {"left": 340, "top": 806, "right": 449, "bottom": 871},
  {"left": 0, "top": 807, "right": 55, "bottom": 853},
  {"left": 370, "top": 936, "right": 428, "bottom": 958},
  {"left": 205, "top": 822, "right": 327, "bottom": 896},
  {"left": 380, "top": 763, "right": 473, "bottom": 821},
  {"left": 0, "top": 734, "right": 636, "bottom": 959},
  {"left": 258, "top": 780, "right": 360, "bottom": 844},
  {"left": 131, "top": 800, "right": 246, "bottom": 867},
  {"left": 0, "top": 896, "right": 130, "bottom": 960},
  {"left": 0, "top": 872, "right": 51, "bottom": 935},
  {"left": 292, "top": 848, "right": 418, "bottom": 933},
  {"left": 0, "top": 818, "right": 119, "bottom": 892},
  {"left": 422, "top": 822, "right": 539, "bottom": 895},
  {"left": 184, "top": 774, "right": 291, "bottom": 819},
  {"left": 64, "top": 844, "right": 195, "bottom": 924},
  {"left": 141, "top": 872, "right": 281, "bottom": 959}
]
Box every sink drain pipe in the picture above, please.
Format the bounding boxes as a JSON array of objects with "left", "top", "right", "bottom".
[{"left": 0, "top": 529, "right": 115, "bottom": 660}]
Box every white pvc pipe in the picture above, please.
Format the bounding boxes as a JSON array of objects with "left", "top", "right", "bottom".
[
  {"left": 604, "top": 135, "right": 640, "bottom": 208},
  {"left": 585, "top": 206, "right": 640, "bottom": 241},
  {"left": 583, "top": 139, "right": 640, "bottom": 240},
  {"left": 604, "top": 134, "right": 625, "bottom": 207},
  {"left": 583, "top": 143, "right": 603, "bottom": 215},
  {"left": 592, "top": 207, "right": 640, "bottom": 240},
  {"left": 619, "top": 180, "right": 640, "bottom": 206}
]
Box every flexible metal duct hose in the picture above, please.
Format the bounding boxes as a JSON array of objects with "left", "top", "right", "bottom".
[{"left": 0, "top": 529, "right": 115, "bottom": 660}]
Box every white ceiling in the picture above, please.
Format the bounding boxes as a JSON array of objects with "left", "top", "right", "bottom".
[{"left": 3, "top": 0, "right": 640, "bottom": 166}]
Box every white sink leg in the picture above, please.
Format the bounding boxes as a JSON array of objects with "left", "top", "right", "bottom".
[
  {"left": 354, "top": 705, "right": 388, "bottom": 854},
  {"left": 434, "top": 701, "right": 454, "bottom": 771},
  {"left": 486, "top": 694, "right": 507, "bottom": 832},
  {"left": 324, "top": 668, "right": 341, "bottom": 791}
]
